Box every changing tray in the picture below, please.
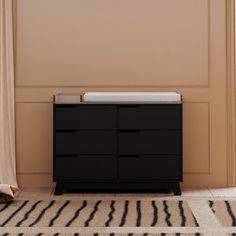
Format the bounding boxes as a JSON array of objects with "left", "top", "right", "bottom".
[{"left": 83, "top": 92, "right": 181, "bottom": 104}]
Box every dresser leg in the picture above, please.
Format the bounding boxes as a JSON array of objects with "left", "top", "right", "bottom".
[
  {"left": 173, "top": 183, "right": 181, "bottom": 195},
  {"left": 54, "top": 183, "right": 64, "bottom": 195}
]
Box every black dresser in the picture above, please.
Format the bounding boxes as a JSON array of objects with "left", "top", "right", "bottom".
[{"left": 53, "top": 98, "right": 182, "bottom": 195}]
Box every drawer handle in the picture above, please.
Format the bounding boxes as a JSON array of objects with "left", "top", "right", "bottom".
[
  {"left": 118, "top": 155, "right": 140, "bottom": 158},
  {"left": 118, "top": 105, "right": 140, "bottom": 108},
  {"left": 55, "top": 130, "right": 77, "bottom": 133},
  {"left": 55, "top": 154, "right": 77, "bottom": 157},
  {"left": 119, "top": 130, "right": 140, "bottom": 133},
  {"left": 55, "top": 104, "right": 77, "bottom": 108}
]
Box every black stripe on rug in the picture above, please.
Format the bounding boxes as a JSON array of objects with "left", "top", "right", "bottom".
[
  {"left": 105, "top": 200, "right": 115, "bottom": 226},
  {"left": 1, "top": 200, "right": 28, "bottom": 227},
  {"left": 208, "top": 200, "right": 215, "bottom": 213},
  {"left": 16, "top": 200, "right": 42, "bottom": 227},
  {"left": 136, "top": 200, "right": 141, "bottom": 226},
  {"left": 0, "top": 202, "right": 11, "bottom": 213},
  {"left": 28, "top": 200, "right": 55, "bottom": 227},
  {"left": 163, "top": 200, "right": 172, "bottom": 226},
  {"left": 192, "top": 213, "right": 200, "bottom": 227},
  {"left": 225, "top": 201, "right": 236, "bottom": 226},
  {"left": 48, "top": 200, "right": 70, "bottom": 226},
  {"left": 84, "top": 200, "right": 102, "bottom": 227},
  {"left": 151, "top": 200, "right": 158, "bottom": 227},
  {"left": 178, "top": 201, "right": 186, "bottom": 227},
  {"left": 66, "top": 200, "right": 87, "bottom": 227},
  {"left": 119, "top": 200, "right": 129, "bottom": 227}
]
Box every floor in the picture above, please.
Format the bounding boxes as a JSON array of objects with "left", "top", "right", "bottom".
[
  {"left": 9, "top": 187, "right": 236, "bottom": 235},
  {"left": 16, "top": 187, "right": 236, "bottom": 198}
]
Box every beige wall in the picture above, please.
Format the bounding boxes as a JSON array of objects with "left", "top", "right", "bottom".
[{"left": 15, "top": 0, "right": 229, "bottom": 187}]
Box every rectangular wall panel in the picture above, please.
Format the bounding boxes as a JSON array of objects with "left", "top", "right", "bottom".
[
  {"left": 16, "top": 0, "right": 208, "bottom": 87},
  {"left": 16, "top": 103, "right": 53, "bottom": 173},
  {"left": 16, "top": 102, "right": 211, "bottom": 176},
  {"left": 183, "top": 103, "right": 209, "bottom": 174}
]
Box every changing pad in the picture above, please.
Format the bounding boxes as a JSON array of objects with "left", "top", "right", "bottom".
[{"left": 83, "top": 92, "right": 181, "bottom": 103}]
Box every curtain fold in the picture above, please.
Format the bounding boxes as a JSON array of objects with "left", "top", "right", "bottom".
[{"left": 0, "top": 0, "right": 18, "bottom": 202}]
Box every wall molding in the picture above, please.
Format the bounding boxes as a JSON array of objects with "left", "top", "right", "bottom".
[
  {"left": 16, "top": 172, "right": 211, "bottom": 175},
  {"left": 15, "top": 101, "right": 211, "bottom": 176},
  {"left": 15, "top": 101, "right": 210, "bottom": 103},
  {"left": 16, "top": 85, "right": 211, "bottom": 88},
  {"left": 15, "top": 0, "right": 211, "bottom": 88},
  {"left": 226, "top": 0, "right": 236, "bottom": 186},
  {"left": 184, "top": 102, "right": 210, "bottom": 175}
]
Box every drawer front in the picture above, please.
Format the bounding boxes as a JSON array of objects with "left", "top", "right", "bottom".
[
  {"left": 119, "top": 156, "right": 181, "bottom": 180},
  {"left": 55, "top": 105, "right": 116, "bottom": 130},
  {"left": 119, "top": 131, "right": 181, "bottom": 155},
  {"left": 55, "top": 131, "right": 116, "bottom": 155},
  {"left": 118, "top": 105, "right": 181, "bottom": 130},
  {"left": 54, "top": 156, "right": 117, "bottom": 180}
]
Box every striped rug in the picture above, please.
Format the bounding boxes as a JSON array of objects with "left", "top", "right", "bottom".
[
  {"left": 0, "top": 200, "right": 198, "bottom": 227},
  {"left": 209, "top": 200, "right": 236, "bottom": 227}
]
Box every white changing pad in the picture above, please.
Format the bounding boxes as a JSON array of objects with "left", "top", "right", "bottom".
[{"left": 83, "top": 92, "right": 181, "bottom": 103}]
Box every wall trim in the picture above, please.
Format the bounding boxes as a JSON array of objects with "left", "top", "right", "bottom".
[
  {"left": 226, "top": 0, "right": 236, "bottom": 186},
  {"left": 15, "top": 0, "right": 211, "bottom": 88},
  {"left": 16, "top": 172, "right": 211, "bottom": 175},
  {"left": 15, "top": 85, "right": 211, "bottom": 88}
]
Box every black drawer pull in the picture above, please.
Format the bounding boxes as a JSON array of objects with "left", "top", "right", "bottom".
[
  {"left": 56, "top": 154, "right": 77, "bottom": 157},
  {"left": 55, "top": 130, "right": 77, "bottom": 133},
  {"left": 118, "top": 154, "right": 140, "bottom": 158},
  {"left": 55, "top": 104, "right": 77, "bottom": 108},
  {"left": 118, "top": 130, "right": 140, "bottom": 133},
  {"left": 118, "top": 105, "right": 140, "bottom": 108}
]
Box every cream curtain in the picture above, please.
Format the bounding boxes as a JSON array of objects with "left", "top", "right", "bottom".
[{"left": 0, "top": 0, "right": 18, "bottom": 202}]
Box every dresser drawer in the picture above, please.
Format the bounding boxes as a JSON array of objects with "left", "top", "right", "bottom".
[
  {"left": 118, "top": 105, "right": 181, "bottom": 130},
  {"left": 55, "top": 105, "right": 116, "bottom": 130},
  {"left": 118, "top": 156, "right": 181, "bottom": 180},
  {"left": 119, "top": 131, "right": 181, "bottom": 155},
  {"left": 55, "top": 131, "right": 116, "bottom": 155},
  {"left": 55, "top": 156, "right": 117, "bottom": 180}
]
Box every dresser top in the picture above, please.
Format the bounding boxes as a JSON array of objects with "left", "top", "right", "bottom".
[{"left": 54, "top": 92, "right": 182, "bottom": 104}]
